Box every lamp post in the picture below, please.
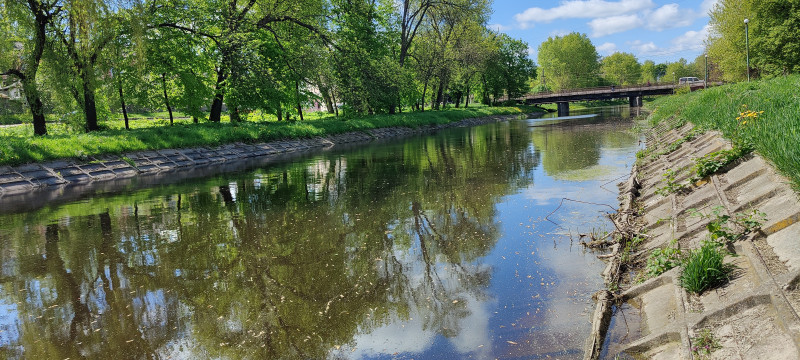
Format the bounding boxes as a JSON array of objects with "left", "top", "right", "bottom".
[
  {"left": 705, "top": 54, "right": 709, "bottom": 89},
  {"left": 744, "top": 18, "right": 750, "bottom": 82}
]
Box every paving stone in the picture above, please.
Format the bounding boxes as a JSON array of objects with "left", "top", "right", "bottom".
[
  {"left": 103, "top": 161, "right": 132, "bottom": 170},
  {"left": 173, "top": 160, "right": 194, "bottom": 168},
  {"left": 137, "top": 164, "right": 161, "bottom": 173},
  {"left": 52, "top": 167, "right": 85, "bottom": 177},
  {"left": 33, "top": 177, "right": 66, "bottom": 186},
  {"left": 0, "top": 173, "right": 26, "bottom": 185},
  {"left": 20, "top": 170, "right": 55, "bottom": 180},
  {"left": 0, "top": 181, "right": 33, "bottom": 194},
  {"left": 42, "top": 160, "right": 74, "bottom": 169},
  {"left": 63, "top": 174, "right": 92, "bottom": 183},
  {"left": 158, "top": 149, "right": 181, "bottom": 156},
  {"left": 79, "top": 163, "right": 108, "bottom": 172},
  {"left": 13, "top": 164, "right": 42, "bottom": 172}
]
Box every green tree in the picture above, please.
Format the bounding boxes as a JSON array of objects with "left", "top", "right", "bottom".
[
  {"left": 640, "top": 60, "right": 657, "bottom": 83},
  {"left": 707, "top": 0, "right": 754, "bottom": 82},
  {"left": 751, "top": 0, "right": 800, "bottom": 76},
  {"left": 537, "top": 32, "right": 600, "bottom": 90},
  {"left": 0, "top": 0, "right": 62, "bottom": 135},
  {"left": 663, "top": 58, "right": 695, "bottom": 83},
  {"left": 483, "top": 33, "right": 535, "bottom": 102},
  {"left": 601, "top": 52, "right": 641, "bottom": 86}
]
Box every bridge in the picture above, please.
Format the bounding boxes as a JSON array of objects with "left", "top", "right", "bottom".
[{"left": 510, "top": 83, "right": 705, "bottom": 116}]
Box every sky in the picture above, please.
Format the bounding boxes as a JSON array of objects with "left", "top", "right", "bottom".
[{"left": 488, "top": 0, "right": 720, "bottom": 64}]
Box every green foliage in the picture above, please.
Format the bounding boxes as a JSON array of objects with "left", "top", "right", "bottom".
[
  {"left": 619, "top": 235, "right": 645, "bottom": 265},
  {"left": 644, "top": 75, "right": 800, "bottom": 189},
  {"left": 483, "top": 34, "right": 536, "bottom": 101},
  {"left": 645, "top": 240, "right": 682, "bottom": 278},
  {"left": 0, "top": 105, "right": 533, "bottom": 166},
  {"left": 691, "top": 329, "right": 721, "bottom": 358},
  {"left": 691, "top": 147, "right": 749, "bottom": 181},
  {"left": 601, "top": 52, "right": 641, "bottom": 86},
  {"left": 680, "top": 241, "right": 732, "bottom": 294},
  {"left": 655, "top": 169, "right": 685, "bottom": 196},
  {"left": 674, "top": 85, "right": 691, "bottom": 95},
  {"left": 708, "top": 0, "right": 800, "bottom": 80},
  {"left": 537, "top": 32, "right": 601, "bottom": 90},
  {"left": 691, "top": 206, "right": 766, "bottom": 244}
]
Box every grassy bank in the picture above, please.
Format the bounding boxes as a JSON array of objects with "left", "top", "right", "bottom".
[
  {"left": 0, "top": 105, "right": 539, "bottom": 166},
  {"left": 646, "top": 74, "right": 800, "bottom": 187}
]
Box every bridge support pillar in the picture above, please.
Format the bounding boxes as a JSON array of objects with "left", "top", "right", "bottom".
[
  {"left": 557, "top": 102, "right": 569, "bottom": 117},
  {"left": 629, "top": 96, "right": 643, "bottom": 107}
]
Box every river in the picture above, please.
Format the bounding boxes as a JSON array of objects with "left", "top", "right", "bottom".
[{"left": 0, "top": 105, "right": 641, "bottom": 359}]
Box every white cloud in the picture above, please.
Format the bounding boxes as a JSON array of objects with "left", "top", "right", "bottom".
[
  {"left": 627, "top": 25, "right": 710, "bottom": 58},
  {"left": 701, "top": 0, "right": 720, "bottom": 14},
  {"left": 548, "top": 29, "right": 571, "bottom": 38},
  {"left": 514, "top": 0, "right": 655, "bottom": 25},
  {"left": 589, "top": 15, "right": 643, "bottom": 37},
  {"left": 488, "top": 23, "right": 512, "bottom": 32},
  {"left": 645, "top": 4, "right": 697, "bottom": 31},
  {"left": 597, "top": 42, "right": 619, "bottom": 55},
  {"left": 671, "top": 25, "right": 710, "bottom": 52},
  {"left": 629, "top": 40, "right": 660, "bottom": 54}
]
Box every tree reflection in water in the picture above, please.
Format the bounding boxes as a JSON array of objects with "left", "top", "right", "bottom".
[{"left": 0, "top": 121, "right": 541, "bottom": 359}]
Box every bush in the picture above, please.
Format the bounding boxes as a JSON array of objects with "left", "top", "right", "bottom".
[{"left": 645, "top": 240, "right": 682, "bottom": 278}]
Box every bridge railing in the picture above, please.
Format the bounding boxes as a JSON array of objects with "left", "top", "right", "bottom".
[{"left": 496, "top": 83, "right": 679, "bottom": 102}]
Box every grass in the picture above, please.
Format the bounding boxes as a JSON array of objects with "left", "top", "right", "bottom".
[
  {"left": 0, "top": 104, "right": 540, "bottom": 166},
  {"left": 645, "top": 74, "right": 800, "bottom": 188},
  {"left": 680, "top": 241, "right": 732, "bottom": 294}
]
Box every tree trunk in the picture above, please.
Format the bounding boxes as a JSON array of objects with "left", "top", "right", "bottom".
[
  {"left": 465, "top": 85, "right": 470, "bottom": 108},
  {"left": 277, "top": 106, "right": 283, "bottom": 122},
  {"left": 193, "top": 116, "right": 198, "bottom": 124},
  {"left": 421, "top": 80, "right": 428, "bottom": 112},
  {"left": 330, "top": 91, "right": 339, "bottom": 117},
  {"left": 82, "top": 68, "right": 99, "bottom": 131},
  {"left": 20, "top": 77, "right": 47, "bottom": 136},
  {"left": 295, "top": 80, "right": 304, "bottom": 121},
  {"left": 320, "top": 85, "right": 334, "bottom": 113},
  {"left": 430, "top": 83, "right": 437, "bottom": 110},
  {"left": 161, "top": 73, "right": 173, "bottom": 126},
  {"left": 434, "top": 78, "right": 445, "bottom": 111},
  {"left": 117, "top": 78, "right": 129, "bottom": 130},
  {"left": 209, "top": 69, "right": 226, "bottom": 123}
]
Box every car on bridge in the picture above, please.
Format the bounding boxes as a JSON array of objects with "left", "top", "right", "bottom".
[{"left": 678, "top": 77, "right": 703, "bottom": 85}]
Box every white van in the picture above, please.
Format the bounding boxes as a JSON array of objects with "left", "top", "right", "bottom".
[{"left": 678, "top": 77, "right": 701, "bottom": 85}]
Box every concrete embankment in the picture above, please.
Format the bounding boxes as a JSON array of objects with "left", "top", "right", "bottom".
[
  {"left": 0, "top": 113, "right": 526, "bottom": 212},
  {"left": 586, "top": 116, "right": 800, "bottom": 359}
]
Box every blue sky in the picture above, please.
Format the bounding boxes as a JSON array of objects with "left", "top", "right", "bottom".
[{"left": 489, "top": 0, "right": 719, "bottom": 64}]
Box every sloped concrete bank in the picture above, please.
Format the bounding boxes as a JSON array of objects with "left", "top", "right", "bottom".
[
  {"left": 585, "top": 116, "right": 800, "bottom": 359},
  {"left": 0, "top": 114, "right": 527, "bottom": 212}
]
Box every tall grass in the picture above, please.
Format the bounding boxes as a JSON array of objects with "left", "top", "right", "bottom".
[
  {"left": 0, "top": 105, "right": 536, "bottom": 166},
  {"left": 646, "top": 75, "right": 800, "bottom": 188},
  {"left": 680, "top": 241, "right": 731, "bottom": 294}
]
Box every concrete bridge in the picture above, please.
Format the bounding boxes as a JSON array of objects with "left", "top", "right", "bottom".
[{"left": 512, "top": 83, "right": 704, "bottom": 116}]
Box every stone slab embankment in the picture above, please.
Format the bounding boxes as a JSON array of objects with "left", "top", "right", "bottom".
[
  {"left": 0, "top": 114, "right": 526, "bottom": 212},
  {"left": 587, "top": 117, "right": 800, "bottom": 359}
]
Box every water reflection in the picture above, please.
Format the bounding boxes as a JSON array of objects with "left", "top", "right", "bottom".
[{"left": 0, "top": 106, "right": 639, "bottom": 359}]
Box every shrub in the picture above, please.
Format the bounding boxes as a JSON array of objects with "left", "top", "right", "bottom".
[{"left": 645, "top": 240, "right": 682, "bottom": 278}]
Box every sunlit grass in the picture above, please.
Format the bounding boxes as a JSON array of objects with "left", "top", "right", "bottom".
[
  {"left": 0, "top": 105, "right": 539, "bottom": 166},
  {"left": 645, "top": 74, "right": 800, "bottom": 188}
]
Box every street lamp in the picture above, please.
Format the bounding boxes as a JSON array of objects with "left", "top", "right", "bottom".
[
  {"left": 705, "top": 54, "right": 708, "bottom": 89},
  {"left": 744, "top": 18, "right": 750, "bottom": 82}
]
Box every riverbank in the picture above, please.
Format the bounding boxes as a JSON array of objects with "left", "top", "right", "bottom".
[
  {"left": 0, "top": 112, "right": 533, "bottom": 209},
  {"left": 645, "top": 74, "right": 800, "bottom": 188},
  {"left": 585, "top": 78, "right": 800, "bottom": 359},
  {"left": 0, "top": 105, "right": 541, "bottom": 167}
]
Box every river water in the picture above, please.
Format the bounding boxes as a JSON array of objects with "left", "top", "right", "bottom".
[{"left": 0, "top": 105, "right": 640, "bottom": 359}]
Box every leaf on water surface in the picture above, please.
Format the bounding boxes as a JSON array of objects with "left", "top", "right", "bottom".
[{"left": 507, "top": 341, "right": 518, "bottom": 345}]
